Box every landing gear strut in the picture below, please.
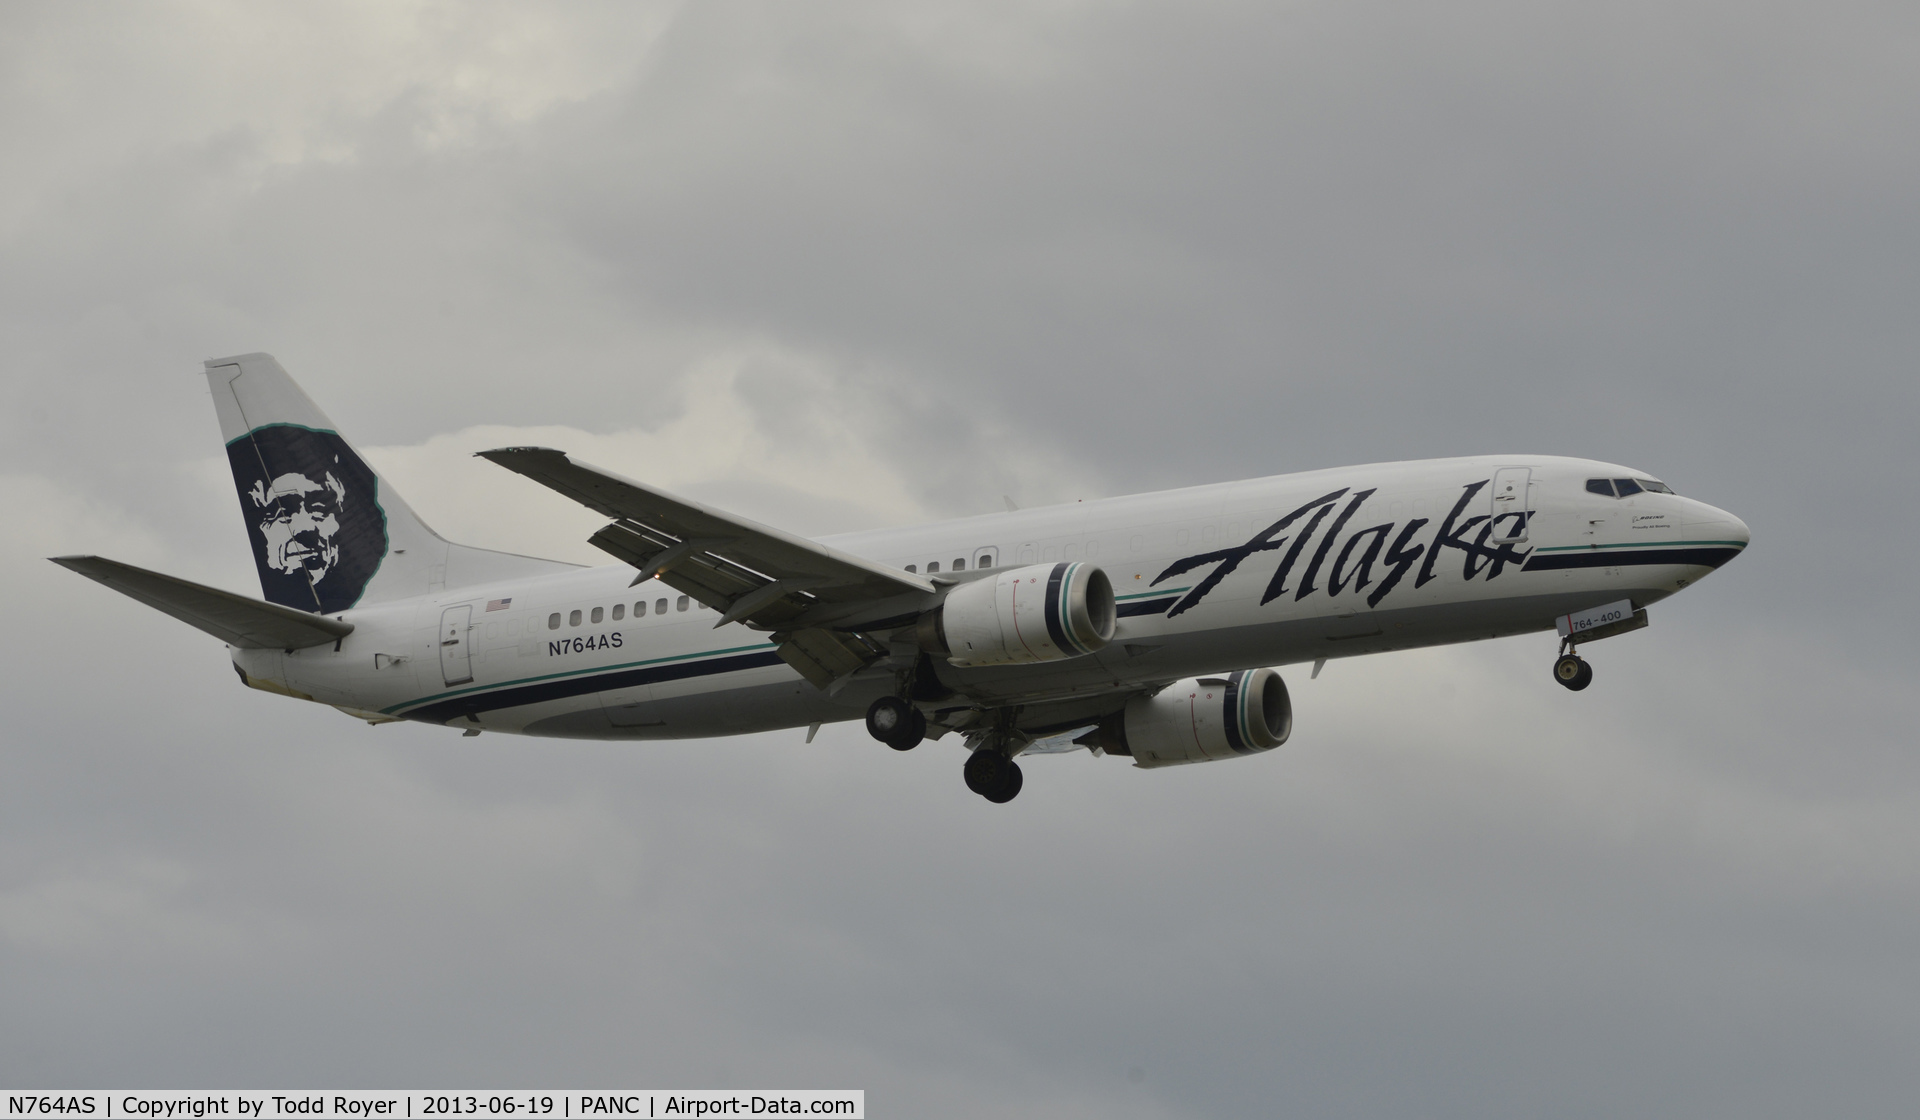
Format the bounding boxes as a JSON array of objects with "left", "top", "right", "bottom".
[
  {"left": 963, "top": 747, "right": 1023, "bottom": 804},
  {"left": 865, "top": 695, "right": 926, "bottom": 750},
  {"left": 1553, "top": 647, "right": 1594, "bottom": 691}
]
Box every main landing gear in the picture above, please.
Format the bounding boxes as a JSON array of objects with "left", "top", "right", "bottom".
[
  {"left": 868, "top": 695, "right": 1027, "bottom": 803},
  {"left": 1553, "top": 647, "right": 1594, "bottom": 691},
  {"left": 865, "top": 695, "right": 926, "bottom": 751},
  {"left": 963, "top": 747, "right": 1023, "bottom": 804}
]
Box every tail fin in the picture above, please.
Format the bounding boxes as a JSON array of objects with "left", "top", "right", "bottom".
[{"left": 206, "top": 353, "right": 574, "bottom": 613}]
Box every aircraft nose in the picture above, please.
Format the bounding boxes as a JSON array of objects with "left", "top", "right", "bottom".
[
  {"left": 1696, "top": 505, "right": 1751, "bottom": 564},
  {"left": 1727, "top": 512, "right": 1751, "bottom": 548}
]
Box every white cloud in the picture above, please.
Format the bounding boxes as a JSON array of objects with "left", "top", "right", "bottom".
[
  {"left": 356, "top": 343, "right": 1105, "bottom": 563},
  {"left": 0, "top": 472, "right": 171, "bottom": 563}
]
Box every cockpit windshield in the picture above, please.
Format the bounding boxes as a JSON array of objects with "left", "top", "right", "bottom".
[{"left": 1585, "top": 477, "right": 1675, "bottom": 498}]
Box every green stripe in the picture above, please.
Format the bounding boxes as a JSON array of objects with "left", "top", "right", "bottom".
[
  {"left": 1235, "top": 671, "right": 1252, "bottom": 747},
  {"left": 1115, "top": 586, "right": 1189, "bottom": 600},
  {"left": 1058, "top": 562, "right": 1087, "bottom": 654},
  {"left": 1534, "top": 539, "right": 1747, "bottom": 553},
  {"left": 380, "top": 641, "right": 776, "bottom": 715}
]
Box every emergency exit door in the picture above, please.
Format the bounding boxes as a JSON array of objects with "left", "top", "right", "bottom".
[{"left": 439, "top": 604, "right": 474, "bottom": 686}]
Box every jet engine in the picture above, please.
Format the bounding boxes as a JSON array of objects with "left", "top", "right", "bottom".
[
  {"left": 918, "top": 561, "right": 1115, "bottom": 667},
  {"left": 1084, "top": 668, "right": 1293, "bottom": 768}
]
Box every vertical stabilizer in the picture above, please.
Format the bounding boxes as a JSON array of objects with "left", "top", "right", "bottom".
[{"left": 205, "top": 353, "right": 573, "bottom": 613}]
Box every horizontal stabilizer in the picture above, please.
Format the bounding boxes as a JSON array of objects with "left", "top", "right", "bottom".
[{"left": 49, "top": 555, "right": 354, "bottom": 650}]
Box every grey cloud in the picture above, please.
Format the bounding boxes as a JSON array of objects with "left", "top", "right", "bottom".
[{"left": 3, "top": 1, "right": 1917, "bottom": 1115}]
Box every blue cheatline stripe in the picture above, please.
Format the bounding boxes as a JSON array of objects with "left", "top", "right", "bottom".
[
  {"left": 1533, "top": 539, "right": 1747, "bottom": 552},
  {"left": 1042, "top": 562, "right": 1070, "bottom": 652},
  {"left": 385, "top": 642, "right": 780, "bottom": 718},
  {"left": 1115, "top": 584, "right": 1187, "bottom": 619},
  {"left": 399, "top": 648, "right": 788, "bottom": 724},
  {"left": 1059, "top": 562, "right": 1091, "bottom": 654},
  {"left": 1117, "top": 597, "right": 1179, "bottom": 618},
  {"left": 385, "top": 642, "right": 776, "bottom": 712},
  {"left": 1523, "top": 547, "right": 1743, "bottom": 572},
  {"left": 1222, "top": 670, "right": 1249, "bottom": 754}
]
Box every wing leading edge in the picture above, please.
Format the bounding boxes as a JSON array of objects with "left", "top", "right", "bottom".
[{"left": 476, "top": 447, "right": 938, "bottom": 688}]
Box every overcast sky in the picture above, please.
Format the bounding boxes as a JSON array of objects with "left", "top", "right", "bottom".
[{"left": 3, "top": 2, "right": 1916, "bottom": 1115}]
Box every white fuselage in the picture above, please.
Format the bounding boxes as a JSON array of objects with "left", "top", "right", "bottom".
[{"left": 239, "top": 455, "right": 1748, "bottom": 739}]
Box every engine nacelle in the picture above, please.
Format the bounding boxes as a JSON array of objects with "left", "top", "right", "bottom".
[
  {"left": 918, "top": 561, "right": 1115, "bottom": 667},
  {"left": 1093, "top": 668, "right": 1292, "bottom": 768}
]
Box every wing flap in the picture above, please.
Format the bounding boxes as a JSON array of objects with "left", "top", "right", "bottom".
[
  {"left": 479, "top": 447, "right": 935, "bottom": 635},
  {"left": 774, "top": 628, "right": 885, "bottom": 690},
  {"left": 585, "top": 520, "right": 807, "bottom": 623},
  {"left": 51, "top": 555, "right": 354, "bottom": 650}
]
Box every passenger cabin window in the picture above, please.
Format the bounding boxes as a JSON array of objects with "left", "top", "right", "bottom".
[
  {"left": 676, "top": 596, "right": 690, "bottom": 612},
  {"left": 548, "top": 613, "right": 561, "bottom": 630},
  {"left": 569, "top": 609, "right": 582, "bottom": 627},
  {"left": 927, "top": 561, "right": 940, "bottom": 573},
  {"left": 634, "top": 600, "right": 647, "bottom": 617},
  {"left": 656, "top": 598, "right": 668, "bottom": 615},
  {"left": 905, "top": 564, "right": 916, "bottom": 574},
  {"left": 978, "top": 555, "right": 992, "bottom": 568},
  {"left": 612, "top": 604, "right": 624, "bottom": 620},
  {"left": 952, "top": 558, "right": 965, "bottom": 571},
  {"left": 591, "top": 606, "right": 604, "bottom": 624},
  {"left": 1586, "top": 478, "right": 1615, "bottom": 496},
  {"left": 1613, "top": 478, "right": 1643, "bottom": 497}
]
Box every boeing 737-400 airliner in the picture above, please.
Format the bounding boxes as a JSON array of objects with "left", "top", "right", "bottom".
[{"left": 55, "top": 354, "right": 1749, "bottom": 802}]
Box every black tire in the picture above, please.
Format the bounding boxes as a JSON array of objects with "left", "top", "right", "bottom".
[
  {"left": 1554, "top": 654, "right": 1592, "bottom": 691},
  {"left": 983, "top": 761, "right": 1023, "bottom": 804},
  {"left": 886, "top": 708, "right": 927, "bottom": 751},
  {"left": 964, "top": 748, "right": 1008, "bottom": 796},
  {"left": 865, "top": 695, "right": 912, "bottom": 743},
  {"left": 964, "top": 750, "right": 1023, "bottom": 803}
]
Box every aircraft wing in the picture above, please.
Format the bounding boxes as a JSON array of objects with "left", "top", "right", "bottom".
[
  {"left": 476, "top": 447, "right": 939, "bottom": 687},
  {"left": 50, "top": 555, "right": 355, "bottom": 650}
]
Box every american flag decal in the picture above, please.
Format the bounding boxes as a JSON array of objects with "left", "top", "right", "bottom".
[{"left": 486, "top": 598, "right": 512, "bottom": 612}]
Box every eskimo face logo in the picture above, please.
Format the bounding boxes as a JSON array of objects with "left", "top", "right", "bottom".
[
  {"left": 249, "top": 470, "right": 346, "bottom": 583},
  {"left": 227, "top": 425, "right": 387, "bottom": 613}
]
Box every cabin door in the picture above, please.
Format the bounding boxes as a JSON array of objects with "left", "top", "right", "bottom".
[
  {"left": 439, "top": 604, "right": 474, "bottom": 686},
  {"left": 1489, "top": 467, "right": 1532, "bottom": 544}
]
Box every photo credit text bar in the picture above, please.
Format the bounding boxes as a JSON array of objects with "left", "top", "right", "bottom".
[{"left": 3, "top": 1094, "right": 863, "bottom": 1120}]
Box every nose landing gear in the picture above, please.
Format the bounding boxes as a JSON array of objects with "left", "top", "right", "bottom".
[
  {"left": 864, "top": 695, "right": 927, "bottom": 750},
  {"left": 1553, "top": 647, "right": 1594, "bottom": 691}
]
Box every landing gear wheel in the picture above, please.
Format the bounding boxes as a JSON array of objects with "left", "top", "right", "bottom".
[
  {"left": 963, "top": 748, "right": 1002, "bottom": 795},
  {"left": 887, "top": 709, "right": 927, "bottom": 751},
  {"left": 867, "top": 695, "right": 910, "bottom": 741},
  {"left": 865, "top": 696, "right": 926, "bottom": 750},
  {"left": 1553, "top": 654, "right": 1593, "bottom": 691},
  {"left": 963, "top": 749, "right": 1023, "bottom": 803},
  {"left": 984, "top": 761, "right": 1023, "bottom": 803}
]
